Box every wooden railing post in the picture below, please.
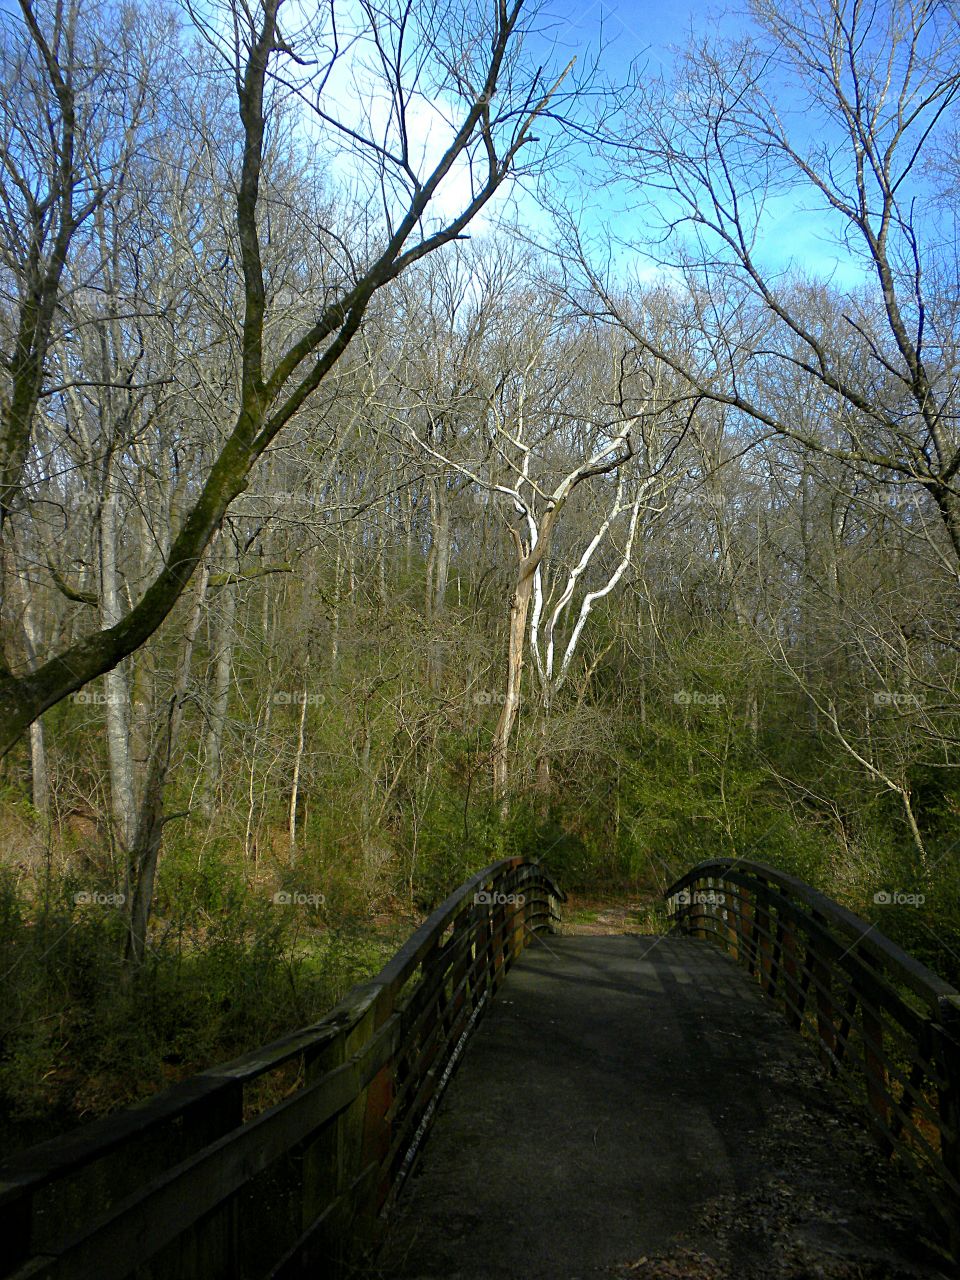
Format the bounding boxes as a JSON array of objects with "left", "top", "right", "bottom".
[
  {"left": 446, "top": 912, "right": 469, "bottom": 1034},
  {"left": 548, "top": 888, "right": 561, "bottom": 934},
  {"left": 297, "top": 1021, "right": 353, "bottom": 1276},
  {"left": 781, "top": 923, "right": 802, "bottom": 1028},
  {"left": 741, "top": 891, "right": 757, "bottom": 976},
  {"left": 522, "top": 874, "right": 534, "bottom": 945},
  {"left": 692, "top": 881, "right": 706, "bottom": 940},
  {"left": 755, "top": 881, "right": 773, "bottom": 994},
  {"left": 937, "top": 995, "right": 960, "bottom": 1260},
  {"left": 718, "top": 879, "right": 736, "bottom": 957},
  {"left": 509, "top": 882, "right": 523, "bottom": 963},
  {"left": 491, "top": 892, "right": 505, "bottom": 986},
  {"left": 810, "top": 917, "right": 837, "bottom": 1072},
  {"left": 768, "top": 914, "right": 784, "bottom": 998},
  {"left": 475, "top": 899, "right": 494, "bottom": 1005},
  {"left": 296, "top": 988, "right": 384, "bottom": 1277},
  {"left": 361, "top": 1005, "right": 396, "bottom": 1220},
  {"left": 730, "top": 882, "right": 744, "bottom": 961},
  {"left": 860, "top": 986, "right": 889, "bottom": 1137}
]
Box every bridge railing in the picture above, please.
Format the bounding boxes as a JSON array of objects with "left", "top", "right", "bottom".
[
  {"left": 665, "top": 858, "right": 960, "bottom": 1258},
  {"left": 0, "top": 857, "right": 564, "bottom": 1280}
]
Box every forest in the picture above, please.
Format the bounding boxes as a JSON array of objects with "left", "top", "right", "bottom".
[{"left": 1, "top": 0, "right": 959, "bottom": 1157}]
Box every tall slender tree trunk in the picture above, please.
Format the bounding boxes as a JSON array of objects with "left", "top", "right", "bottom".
[
  {"left": 288, "top": 670, "right": 308, "bottom": 861},
  {"left": 100, "top": 487, "right": 137, "bottom": 850},
  {"left": 535, "top": 708, "right": 551, "bottom": 815},
  {"left": 124, "top": 559, "right": 211, "bottom": 966},
  {"left": 19, "top": 589, "right": 49, "bottom": 821},
  {"left": 330, "top": 547, "right": 342, "bottom": 669},
  {"left": 492, "top": 575, "right": 534, "bottom": 813},
  {"left": 901, "top": 789, "right": 928, "bottom": 873},
  {"left": 427, "top": 488, "right": 451, "bottom": 686},
  {"left": 200, "top": 550, "right": 239, "bottom": 818}
]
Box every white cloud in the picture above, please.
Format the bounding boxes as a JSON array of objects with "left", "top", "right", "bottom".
[{"left": 276, "top": 0, "right": 537, "bottom": 241}]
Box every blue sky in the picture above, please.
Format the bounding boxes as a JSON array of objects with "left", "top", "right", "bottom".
[
  {"left": 0, "top": 0, "right": 937, "bottom": 296},
  {"left": 538, "top": 0, "right": 734, "bottom": 72},
  {"left": 523, "top": 0, "right": 879, "bottom": 290}
]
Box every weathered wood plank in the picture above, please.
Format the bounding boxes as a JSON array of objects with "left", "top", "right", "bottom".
[{"left": 0, "top": 858, "right": 566, "bottom": 1280}]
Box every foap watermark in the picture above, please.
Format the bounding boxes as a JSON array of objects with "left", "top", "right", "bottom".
[
  {"left": 473, "top": 690, "right": 507, "bottom": 705},
  {"left": 866, "top": 492, "right": 916, "bottom": 513},
  {"left": 74, "top": 890, "right": 126, "bottom": 906},
  {"left": 673, "top": 690, "right": 726, "bottom": 707},
  {"left": 71, "top": 690, "right": 125, "bottom": 706},
  {"left": 675, "top": 491, "right": 725, "bottom": 512},
  {"left": 674, "top": 889, "right": 726, "bottom": 906},
  {"left": 272, "top": 691, "right": 326, "bottom": 706},
  {"left": 272, "top": 890, "right": 326, "bottom": 907},
  {"left": 873, "top": 890, "right": 925, "bottom": 907},
  {"left": 474, "top": 890, "right": 525, "bottom": 906},
  {"left": 873, "top": 691, "right": 924, "bottom": 709}
]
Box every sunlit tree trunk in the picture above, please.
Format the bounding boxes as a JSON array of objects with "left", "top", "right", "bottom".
[{"left": 288, "top": 670, "right": 309, "bottom": 861}]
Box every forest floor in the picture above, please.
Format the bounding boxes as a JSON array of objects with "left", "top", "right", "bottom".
[
  {"left": 560, "top": 891, "right": 668, "bottom": 936},
  {"left": 0, "top": 907, "right": 423, "bottom": 1158}
]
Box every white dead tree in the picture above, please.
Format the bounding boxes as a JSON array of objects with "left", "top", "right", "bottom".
[
  {"left": 403, "top": 340, "right": 684, "bottom": 806},
  {"left": 530, "top": 460, "right": 655, "bottom": 693},
  {"left": 523, "top": 396, "right": 682, "bottom": 792}
]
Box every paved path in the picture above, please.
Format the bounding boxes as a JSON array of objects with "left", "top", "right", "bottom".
[{"left": 374, "top": 935, "right": 950, "bottom": 1280}]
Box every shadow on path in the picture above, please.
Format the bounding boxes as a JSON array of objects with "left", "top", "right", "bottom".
[{"left": 372, "top": 935, "right": 950, "bottom": 1279}]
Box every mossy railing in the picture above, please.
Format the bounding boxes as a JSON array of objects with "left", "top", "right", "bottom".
[
  {"left": 666, "top": 858, "right": 960, "bottom": 1261},
  {"left": 0, "top": 857, "right": 565, "bottom": 1279}
]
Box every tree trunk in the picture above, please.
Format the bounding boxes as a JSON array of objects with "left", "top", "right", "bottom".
[
  {"left": 289, "top": 672, "right": 308, "bottom": 861},
  {"left": 100, "top": 488, "right": 138, "bottom": 850},
  {"left": 330, "top": 547, "right": 342, "bottom": 669},
  {"left": 900, "top": 788, "right": 928, "bottom": 873},
  {"left": 199, "top": 553, "right": 239, "bottom": 819},
  {"left": 124, "top": 559, "right": 210, "bottom": 966},
  {"left": 427, "top": 488, "right": 451, "bottom": 686},
  {"left": 20, "top": 591, "right": 49, "bottom": 821},
  {"left": 535, "top": 711, "right": 551, "bottom": 814},
  {"left": 492, "top": 575, "right": 534, "bottom": 812}
]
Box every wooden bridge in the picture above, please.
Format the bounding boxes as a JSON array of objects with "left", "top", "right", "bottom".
[{"left": 1, "top": 859, "right": 958, "bottom": 1278}]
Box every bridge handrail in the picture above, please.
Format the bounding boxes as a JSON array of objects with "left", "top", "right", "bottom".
[
  {"left": 667, "top": 857, "right": 955, "bottom": 1008},
  {"left": 665, "top": 857, "right": 960, "bottom": 1261},
  {"left": 0, "top": 856, "right": 565, "bottom": 1279}
]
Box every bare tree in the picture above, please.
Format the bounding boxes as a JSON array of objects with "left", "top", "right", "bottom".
[
  {"left": 395, "top": 290, "right": 686, "bottom": 803},
  {"left": 0, "top": 0, "right": 157, "bottom": 538},
  {"left": 575, "top": 0, "right": 960, "bottom": 566},
  {"left": 0, "top": 0, "right": 574, "bottom": 754}
]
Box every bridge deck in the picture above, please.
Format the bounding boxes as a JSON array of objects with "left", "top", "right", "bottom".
[{"left": 376, "top": 934, "right": 949, "bottom": 1279}]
